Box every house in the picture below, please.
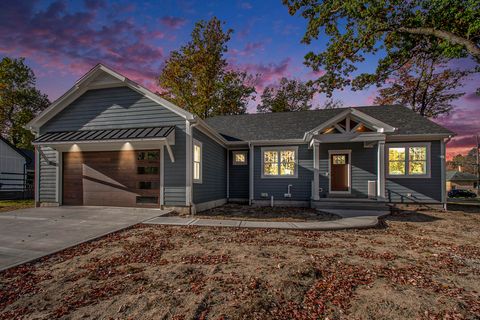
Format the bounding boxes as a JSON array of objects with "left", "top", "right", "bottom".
[
  {"left": 26, "top": 64, "right": 455, "bottom": 213},
  {"left": 0, "top": 137, "right": 34, "bottom": 200},
  {"left": 446, "top": 170, "right": 478, "bottom": 193}
]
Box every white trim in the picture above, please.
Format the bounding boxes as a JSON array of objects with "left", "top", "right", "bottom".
[
  {"left": 312, "top": 142, "right": 320, "bottom": 200},
  {"left": 26, "top": 64, "right": 194, "bottom": 132},
  {"left": 314, "top": 132, "right": 386, "bottom": 143},
  {"left": 227, "top": 139, "right": 306, "bottom": 146},
  {"left": 32, "top": 135, "right": 175, "bottom": 146},
  {"left": 377, "top": 141, "right": 386, "bottom": 199},
  {"left": 34, "top": 146, "right": 40, "bottom": 204},
  {"left": 304, "top": 108, "right": 396, "bottom": 141},
  {"left": 386, "top": 134, "right": 453, "bottom": 141},
  {"left": 386, "top": 142, "right": 431, "bottom": 179},
  {"left": 160, "top": 146, "right": 165, "bottom": 206},
  {"left": 194, "top": 118, "right": 229, "bottom": 146},
  {"left": 328, "top": 149, "right": 352, "bottom": 194},
  {"left": 193, "top": 139, "right": 203, "bottom": 184},
  {"left": 249, "top": 143, "right": 254, "bottom": 205},
  {"left": 165, "top": 143, "right": 175, "bottom": 163},
  {"left": 185, "top": 120, "right": 193, "bottom": 206},
  {"left": 232, "top": 150, "right": 248, "bottom": 165},
  {"left": 260, "top": 146, "right": 299, "bottom": 179}
]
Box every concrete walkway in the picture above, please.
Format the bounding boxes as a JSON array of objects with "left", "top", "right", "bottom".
[
  {"left": 144, "top": 209, "right": 390, "bottom": 230},
  {"left": 0, "top": 206, "right": 168, "bottom": 271}
]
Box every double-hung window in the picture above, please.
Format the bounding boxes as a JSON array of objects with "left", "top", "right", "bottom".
[
  {"left": 261, "top": 147, "right": 298, "bottom": 178},
  {"left": 387, "top": 143, "right": 430, "bottom": 178},
  {"left": 193, "top": 140, "right": 202, "bottom": 183}
]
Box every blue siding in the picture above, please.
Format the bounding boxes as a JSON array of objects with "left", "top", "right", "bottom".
[
  {"left": 385, "top": 141, "right": 442, "bottom": 203},
  {"left": 39, "top": 146, "right": 57, "bottom": 202},
  {"left": 39, "top": 87, "right": 187, "bottom": 206},
  {"left": 254, "top": 144, "right": 313, "bottom": 201},
  {"left": 318, "top": 142, "right": 377, "bottom": 198},
  {"left": 229, "top": 150, "right": 249, "bottom": 199},
  {"left": 192, "top": 129, "right": 227, "bottom": 204}
]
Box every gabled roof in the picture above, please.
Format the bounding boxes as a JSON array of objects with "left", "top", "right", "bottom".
[
  {"left": 26, "top": 64, "right": 195, "bottom": 132},
  {"left": 446, "top": 171, "right": 478, "bottom": 181},
  {"left": 204, "top": 105, "right": 455, "bottom": 141},
  {"left": 0, "top": 136, "right": 33, "bottom": 168}
]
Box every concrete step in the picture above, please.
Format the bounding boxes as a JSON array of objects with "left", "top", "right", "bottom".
[{"left": 312, "top": 200, "right": 390, "bottom": 211}]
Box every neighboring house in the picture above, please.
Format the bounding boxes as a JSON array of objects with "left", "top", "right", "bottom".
[
  {"left": 446, "top": 171, "right": 478, "bottom": 193},
  {"left": 0, "top": 137, "right": 34, "bottom": 200},
  {"left": 26, "top": 64, "right": 455, "bottom": 212}
]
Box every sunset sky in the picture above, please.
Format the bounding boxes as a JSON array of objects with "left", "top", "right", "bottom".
[{"left": 1, "top": 0, "right": 478, "bottom": 159}]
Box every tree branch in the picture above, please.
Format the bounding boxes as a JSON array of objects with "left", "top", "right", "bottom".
[{"left": 398, "top": 27, "right": 480, "bottom": 59}]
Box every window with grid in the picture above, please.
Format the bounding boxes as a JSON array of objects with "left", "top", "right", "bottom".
[
  {"left": 387, "top": 144, "right": 429, "bottom": 177},
  {"left": 262, "top": 147, "right": 297, "bottom": 178},
  {"left": 193, "top": 140, "right": 202, "bottom": 183}
]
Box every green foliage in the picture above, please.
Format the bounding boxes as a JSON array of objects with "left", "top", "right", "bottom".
[
  {"left": 447, "top": 148, "right": 479, "bottom": 175},
  {"left": 257, "top": 77, "right": 315, "bottom": 112},
  {"left": 374, "top": 51, "right": 470, "bottom": 118},
  {"left": 0, "top": 57, "right": 49, "bottom": 149},
  {"left": 284, "top": 0, "right": 480, "bottom": 96},
  {"left": 158, "top": 17, "right": 256, "bottom": 118}
]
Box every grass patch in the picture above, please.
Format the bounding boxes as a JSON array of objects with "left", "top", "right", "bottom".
[{"left": 0, "top": 199, "right": 34, "bottom": 213}]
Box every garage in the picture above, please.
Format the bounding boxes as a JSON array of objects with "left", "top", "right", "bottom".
[{"left": 63, "top": 150, "right": 161, "bottom": 207}]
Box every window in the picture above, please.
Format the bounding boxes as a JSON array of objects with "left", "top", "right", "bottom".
[
  {"left": 137, "top": 151, "right": 159, "bottom": 161},
  {"left": 193, "top": 140, "right": 202, "bottom": 183},
  {"left": 136, "top": 196, "right": 158, "bottom": 204},
  {"left": 138, "top": 181, "right": 160, "bottom": 189},
  {"left": 261, "top": 147, "right": 298, "bottom": 178},
  {"left": 332, "top": 155, "right": 346, "bottom": 165},
  {"left": 387, "top": 143, "right": 430, "bottom": 178},
  {"left": 137, "top": 167, "right": 159, "bottom": 174},
  {"left": 233, "top": 151, "right": 248, "bottom": 165}
]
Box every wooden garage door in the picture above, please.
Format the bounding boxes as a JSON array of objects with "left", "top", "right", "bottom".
[{"left": 63, "top": 150, "right": 160, "bottom": 207}]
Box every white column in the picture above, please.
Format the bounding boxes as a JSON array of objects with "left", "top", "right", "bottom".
[
  {"left": 312, "top": 141, "right": 320, "bottom": 200},
  {"left": 185, "top": 120, "right": 192, "bottom": 207},
  {"left": 34, "top": 146, "right": 40, "bottom": 206},
  {"left": 377, "top": 141, "right": 386, "bottom": 199},
  {"left": 160, "top": 145, "right": 165, "bottom": 206}
]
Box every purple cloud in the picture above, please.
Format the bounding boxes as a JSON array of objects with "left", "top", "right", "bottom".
[
  {"left": 0, "top": 0, "right": 164, "bottom": 92},
  {"left": 159, "top": 16, "right": 187, "bottom": 29}
]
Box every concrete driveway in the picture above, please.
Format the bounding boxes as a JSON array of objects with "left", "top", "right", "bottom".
[{"left": 0, "top": 206, "right": 168, "bottom": 271}]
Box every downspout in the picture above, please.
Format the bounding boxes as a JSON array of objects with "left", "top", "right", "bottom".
[{"left": 442, "top": 136, "right": 452, "bottom": 211}]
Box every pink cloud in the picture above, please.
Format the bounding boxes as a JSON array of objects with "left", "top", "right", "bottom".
[
  {"left": 229, "top": 41, "right": 266, "bottom": 57},
  {"left": 159, "top": 16, "right": 187, "bottom": 29}
]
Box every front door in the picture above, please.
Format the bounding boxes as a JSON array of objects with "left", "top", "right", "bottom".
[{"left": 330, "top": 153, "right": 350, "bottom": 192}]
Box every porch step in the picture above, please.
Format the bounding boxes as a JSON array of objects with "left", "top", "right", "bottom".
[{"left": 312, "top": 199, "right": 390, "bottom": 211}]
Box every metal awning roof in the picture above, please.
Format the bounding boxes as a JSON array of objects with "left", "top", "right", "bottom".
[{"left": 33, "top": 126, "right": 175, "bottom": 144}]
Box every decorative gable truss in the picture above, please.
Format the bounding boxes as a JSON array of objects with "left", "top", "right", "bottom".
[
  {"left": 305, "top": 108, "right": 396, "bottom": 144},
  {"left": 321, "top": 115, "right": 375, "bottom": 134}
]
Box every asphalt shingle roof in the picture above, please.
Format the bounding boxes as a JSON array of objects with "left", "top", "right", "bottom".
[
  {"left": 446, "top": 171, "right": 478, "bottom": 181},
  {"left": 204, "top": 105, "right": 455, "bottom": 141}
]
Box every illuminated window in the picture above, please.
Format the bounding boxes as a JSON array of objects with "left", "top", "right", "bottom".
[
  {"left": 232, "top": 151, "right": 248, "bottom": 165},
  {"left": 193, "top": 140, "right": 202, "bottom": 183},
  {"left": 261, "top": 147, "right": 298, "bottom": 178},
  {"left": 332, "top": 155, "right": 346, "bottom": 165},
  {"left": 387, "top": 144, "right": 430, "bottom": 177}
]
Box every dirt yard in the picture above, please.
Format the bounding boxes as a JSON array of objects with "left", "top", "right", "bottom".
[
  {"left": 192, "top": 203, "right": 340, "bottom": 221},
  {"left": 1, "top": 206, "right": 479, "bottom": 319}
]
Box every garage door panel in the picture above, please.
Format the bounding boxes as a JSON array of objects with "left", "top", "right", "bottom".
[{"left": 63, "top": 150, "right": 160, "bottom": 207}]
